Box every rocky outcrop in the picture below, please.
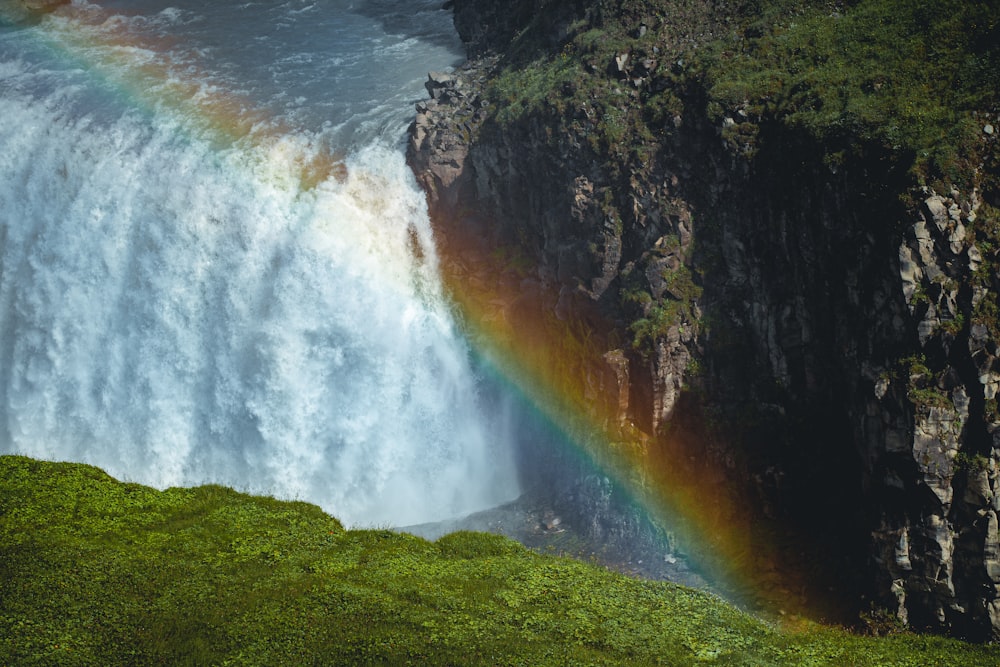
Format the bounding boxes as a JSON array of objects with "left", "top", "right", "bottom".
[
  {"left": 409, "top": 0, "right": 1000, "bottom": 640},
  {"left": 870, "top": 186, "right": 1000, "bottom": 634},
  {"left": 409, "top": 51, "right": 709, "bottom": 599},
  {"left": 697, "top": 133, "right": 1000, "bottom": 637},
  {"left": 410, "top": 65, "right": 492, "bottom": 222}
]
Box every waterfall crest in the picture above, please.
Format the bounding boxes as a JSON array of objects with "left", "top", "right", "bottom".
[{"left": 0, "top": 0, "right": 519, "bottom": 527}]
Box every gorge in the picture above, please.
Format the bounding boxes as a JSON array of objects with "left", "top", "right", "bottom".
[
  {"left": 409, "top": 0, "right": 1000, "bottom": 640},
  {"left": 3, "top": 0, "right": 1000, "bottom": 655}
]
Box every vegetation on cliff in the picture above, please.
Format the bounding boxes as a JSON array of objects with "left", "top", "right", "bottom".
[
  {"left": 3, "top": 455, "right": 999, "bottom": 665},
  {"left": 482, "top": 0, "right": 999, "bottom": 341},
  {"left": 486, "top": 0, "right": 1000, "bottom": 366},
  {"left": 490, "top": 0, "right": 998, "bottom": 179},
  {"left": 706, "top": 0, "right": 998, "bottom": 183},
  {"left": 412, "top": 0, "right": 1000, "bottom": 639}
]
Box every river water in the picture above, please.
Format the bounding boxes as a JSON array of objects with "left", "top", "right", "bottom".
[{"left": 0, "top": 0, "right": 523, "bottom": 527}]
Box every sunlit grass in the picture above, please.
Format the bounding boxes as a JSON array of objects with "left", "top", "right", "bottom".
[{"left": 3, "top": 455, "right": 998, "bottom": 665}]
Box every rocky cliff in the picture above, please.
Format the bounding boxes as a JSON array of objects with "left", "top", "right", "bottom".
[{"left": 409, "top": 0, "right": 1000, "bottom": 639}]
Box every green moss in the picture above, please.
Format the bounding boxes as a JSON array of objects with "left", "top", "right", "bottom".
[
  {"left": 955, "top": 452, "right": 991, "bottom": 473},
  {"left": 629, "top": 301, "right": 680, "bottom": 350},
  {"left": 901, "top": 353, "right": 931, "bottom": 381},
  {"left": 938, "top": 313, "right": 965, "bottom": 336},
  {"left": 986, "top": 398, "right": 1000, "bottom": 423},
  {"left": 626, "top": 278, "right": 702, "bottom": 355},
  {"left": 704, "top": 0, "right": 998, "bottom": 183},
  {"left": 895, "top": 353, "right": 955, "bottom": 411},
  {"left": 490, "top": 53, "right": 582, "bottom": 125},
  {"left": 3, "top": 456, "right": 999, "bottom": 664},
  {"left": 973, "top": 292, "right": 1000, "bottom": 341},
  {"left": 908, "top": 386, "right": 953, "bottom": 411},
  {"left": 487, "top": 0, "right": 996, "bottom": 190}
]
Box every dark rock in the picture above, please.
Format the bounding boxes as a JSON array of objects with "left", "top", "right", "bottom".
[
  {"left": 425, "top": 71, "right": 457, "bottom": 100},
  {"left": 412, "top": 0, "right": 1000, "bottom": 640}
]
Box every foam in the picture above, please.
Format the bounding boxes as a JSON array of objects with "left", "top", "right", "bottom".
[{"left": 0, "top": 1, "right": 516, "bottom": 527}]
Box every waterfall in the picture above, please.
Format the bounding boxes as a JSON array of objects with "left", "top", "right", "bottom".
[{"left": 0, "top": 0, "right": 520, "bottom": 527}]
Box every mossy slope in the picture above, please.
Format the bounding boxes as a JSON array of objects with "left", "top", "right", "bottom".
[
  {"left": 2, "top": 455, "right": 998, "bottom": 665},
  {"left": 488, "top": 0, "right": 998, "bottom": 183}
]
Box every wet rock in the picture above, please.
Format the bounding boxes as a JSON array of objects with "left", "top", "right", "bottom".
[
  {"left": 543, "top": 515, "right": 563, "bottom": 532},
  {"left": 425, "top": 71, "right": 457, "bottom": 99},
  {"left": 602, "top": 349, "right": 630, "bottom": 426}
]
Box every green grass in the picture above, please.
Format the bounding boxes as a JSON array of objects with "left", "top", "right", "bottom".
[
  {"left": 486, "top": 0, "right": 998, "bottom": 183},
  {"left": 705, "top": 0, "right": 998, "bottom": 182},
  {"left": 2, "top": 455, "right": 999, "bottom": 665}
]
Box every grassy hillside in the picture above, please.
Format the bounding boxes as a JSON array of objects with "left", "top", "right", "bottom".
[
  {"left": 2, "top": 455, "right": 998, "bottom": 665},
  {"left": 482, "top": 0, "right": 999, "bottom": 209},
  {"left": 704, "top": 0, "right": 998, "bottom": 185}
]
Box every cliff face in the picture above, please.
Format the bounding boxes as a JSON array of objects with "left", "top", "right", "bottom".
[
  {"left": 409, "top": 0, "right": 1000, "bottom": 639},
  {"left": 700, "top": 132, "right": 999, "bottom": 636}
]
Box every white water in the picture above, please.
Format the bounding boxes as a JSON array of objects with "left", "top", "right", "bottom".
[{"left": 0, "top": 0, "right": 520, "bottom": 526}]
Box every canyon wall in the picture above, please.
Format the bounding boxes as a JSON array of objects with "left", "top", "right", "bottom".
[{"left": 409, "top": 0, "right": 1000, "bottom": 639}]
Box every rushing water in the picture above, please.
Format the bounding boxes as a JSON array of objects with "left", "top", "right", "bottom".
[{"left": 0, "top": 0, "right": 522, "bottom": 527}]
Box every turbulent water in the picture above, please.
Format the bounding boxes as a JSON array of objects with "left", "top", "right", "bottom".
[{"left": 0, "top": 0, "right": 521, "bottom": 526}]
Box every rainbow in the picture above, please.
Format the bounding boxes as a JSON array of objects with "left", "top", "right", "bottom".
[
  {"left": 2, "top": 0, "right": 345, "bottom": 187},
  {"left": 431, "top": 218, "right": 829, "bottom": 622},
  {"left": 3, "top": 0, "right": 840, "bottom": 625}
]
